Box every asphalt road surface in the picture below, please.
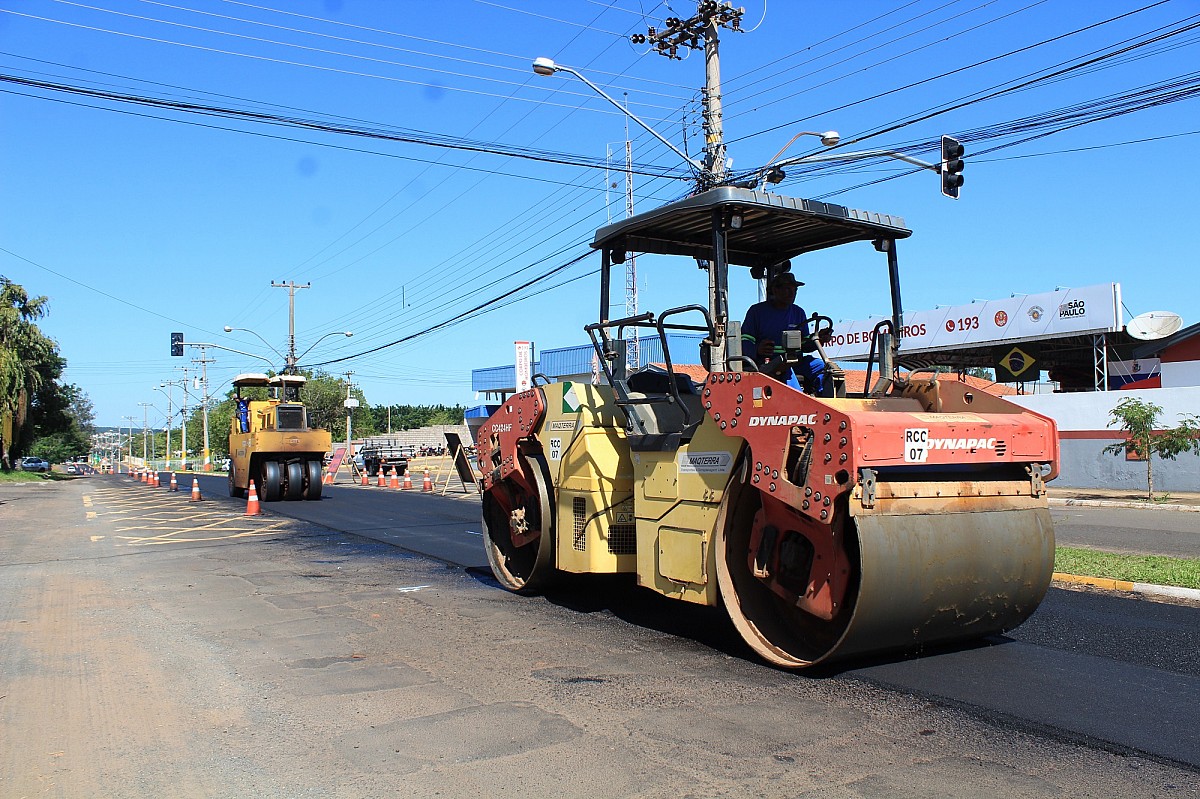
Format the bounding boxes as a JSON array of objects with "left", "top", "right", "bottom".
[
  {"left": 3, "top": 474, "right": 1198, "bottom": 797},
  {"left": 1051, "top": 504, "right": 1200, "bottom": 558}
]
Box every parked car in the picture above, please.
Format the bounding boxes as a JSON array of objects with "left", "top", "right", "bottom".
[{"left": 19, "top": 457, "right": 50, "bottom": 472}]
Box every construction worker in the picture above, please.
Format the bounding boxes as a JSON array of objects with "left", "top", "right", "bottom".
[{"left": 741, "top": 270, "right": 830, "bottom": 394}]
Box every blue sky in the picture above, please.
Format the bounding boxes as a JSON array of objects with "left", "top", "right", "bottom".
[{"left": 2, "top": 0, "right": 1197, "bottom": 427}]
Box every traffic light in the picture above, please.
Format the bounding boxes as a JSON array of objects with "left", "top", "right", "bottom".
[
  {"left": 941, "top": 135, "right": 965, "bottom": 199},
  {"left": 170, "top": 332, "right": 184, "bottom": 357}
]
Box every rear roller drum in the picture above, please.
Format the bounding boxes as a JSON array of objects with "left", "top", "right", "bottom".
[
  {"left": 285, "top": 461, "right": 305, "bottom": 501},
  {"left": 261, "top": 460, "right": 282, "bottom": 502},
  {"left": 482, "top": 453, "right": 555, "bottom": 593}
]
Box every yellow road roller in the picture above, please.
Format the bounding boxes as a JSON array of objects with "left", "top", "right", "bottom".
[
  {"left": 228, "top": 373, "right": 330, "bottom": 501},
  {"left": 476, "top": 187, "right": 1058, "bottom": 668}
]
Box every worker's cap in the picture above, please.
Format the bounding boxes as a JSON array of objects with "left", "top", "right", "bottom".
[{"left": 769, "top": 272, "right": 804, "bottom": 289}]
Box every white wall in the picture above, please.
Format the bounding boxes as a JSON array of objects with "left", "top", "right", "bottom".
[
  {"left": 1008, "top": 386, "right": 1200, "bottom": 431},
  {"left": 1008, "top": 387, "right": 1200, "bottom": 490},
  {"left": 1162, "top": 360, "right": 1200, "bottom": 389}
]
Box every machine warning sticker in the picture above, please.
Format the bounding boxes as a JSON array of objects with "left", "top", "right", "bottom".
[
  {"left": 549, "top": 437, "right": 562, "bottom": 461},
  {"left": 678, "top": 451, "right": 733, "bottom": 474},
  {"left": 548, "top": 420, "right": 577, "bottom": 431},
  {"left": 562, "top": 382, "right": 581, "bottom": 414},
  {"left": 905, "top": 429, "right": 930, "bottom": 463}
]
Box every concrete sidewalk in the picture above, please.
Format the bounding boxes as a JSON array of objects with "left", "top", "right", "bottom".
[{"left": 1049, "top": 485, "right": 1200, "bottom": 512}]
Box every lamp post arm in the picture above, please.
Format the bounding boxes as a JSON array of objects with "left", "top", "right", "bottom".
[
  {"left": 294, "top": 331, "right": 353, "bottom": 366},
  {"left": 547, "top": 62, "right": 704, "bottom": 174},
  {"left": 773, "top": 148, "right": 938, "bottom": 171},
  {"left": 224, "top": 327, "right": 286, "bottom": 363},
  {"left": 187, "top": 342, "right": 277, "bottom": 369}
]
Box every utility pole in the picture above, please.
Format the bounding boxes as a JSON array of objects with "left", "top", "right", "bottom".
[
  {"left": 272, "top": 280, "right": 311, "bottom": 373},
  {"left": 343, "top": 372, "right": 356, "bottom": 474},
  {"left": 177, "top": 367, "right": 190, "bottom": 469},
  {"left": 633, "top": 1, "right": 744, "bottom": 189},
  {"left": 122, "top": 415, "right": 138, "bottom": 471},
  {"left": 193, "top": 346, "right": 215, "bottom": 471},
  {"left": 138, "top": 403, "right": 150, "bottom": 462}
]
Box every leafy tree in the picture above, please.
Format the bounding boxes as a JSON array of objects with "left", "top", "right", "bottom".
[
  {"left": 370, "top": 403, "right": 465, "bottom": 431},
  {"left": 27, "top": 380, "right": 91, "bottom": 462},
  {"left": 1103, "top": 398, "right": 1200, "bottom": 500},
  {"left": 0, "top": 278, "right": 80, "bottom": 468}
]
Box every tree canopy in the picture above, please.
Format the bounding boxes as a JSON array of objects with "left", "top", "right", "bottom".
[{"left": 1, "top": 277, "right": 92, "bottom": 468}]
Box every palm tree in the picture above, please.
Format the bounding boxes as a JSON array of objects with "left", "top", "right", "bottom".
[{"left": 0, "top": 276, "right": 51, "bottom": 469}]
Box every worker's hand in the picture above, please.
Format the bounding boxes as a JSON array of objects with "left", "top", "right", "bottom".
[
  {"left": 756, "top": 339, "right": 774, "bottom": 359},
  {"left": 817, "top": 329, "right": 832, "bottom": 345}
]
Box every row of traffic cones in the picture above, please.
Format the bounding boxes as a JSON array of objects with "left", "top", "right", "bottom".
[
  {"left": 128, "top": 467, "right": 202, "bottom": 501},
  {"left": 355, "top": 467, "right": 431, "bottom": 491}
]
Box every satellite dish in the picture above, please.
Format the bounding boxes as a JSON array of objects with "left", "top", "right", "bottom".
[{"left": 1126, "top": 311, "right": 1183, "bottom": 341}]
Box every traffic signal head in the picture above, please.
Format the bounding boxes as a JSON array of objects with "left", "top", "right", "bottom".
[
  {"left": 170, "top": 332, "right": 184, "bottom": 357},
  {"left": 941, "top": 135, "right": 965, "bottom": 199}
]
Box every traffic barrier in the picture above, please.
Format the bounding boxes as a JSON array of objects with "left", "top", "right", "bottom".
[
  {"left": 377, "top": 470, "right": 386, "bottom": 488},
  {"left": 402, "top": 471, "right": 412, "bottom": 490},
  {"left": 189, "top": 478, "right": 203, "bottom": 502},
  {"left": 422, "top": 469, "right": 433, "bottom": 492},
  {"left": 389, "top": 467, "right": 400, "bottom": 489},
  {"left": 245, "top": 479, "right": 261, "bottom": 516},
  {"left": 169, "top": 472, "right": 178, "bottom": 492}
]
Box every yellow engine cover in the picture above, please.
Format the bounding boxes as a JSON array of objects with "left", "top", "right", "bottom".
[{"left": 534, "top": 381, "right": 743, "bottom": 606}]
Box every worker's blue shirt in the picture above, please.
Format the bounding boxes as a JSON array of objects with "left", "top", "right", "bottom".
[
  {"left": 741, "top": 301, "right": 825, "bottom": 391},
  {"left": 742, "top": 301, "right": 811, "bottom": 359}
]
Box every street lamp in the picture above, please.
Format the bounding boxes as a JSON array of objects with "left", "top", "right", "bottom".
[
  {"left": 162, "top": 377, "right": 190, "bottom": 469},
  {"left": 153, "top": 384, "right": 176, "bottom": 470},
  {"left": 223, "top": 326, "right": 286, "bottom": 365},
  {"left": 532, "top": 57, "right": 704, "bottom": 176},
  {"left": 294, "top": 331, "right": 353, "bottom": 368},
  {"left": 122, "top": 415, "right": 138, "bottom": 472}
]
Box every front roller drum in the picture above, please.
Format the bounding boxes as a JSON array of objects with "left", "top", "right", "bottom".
[
  {"left": 716, "top": 468, "right": 1055, "bottom": 668},
  {"left": 481, "top": 453, "right": 555, "bottom": 593}
]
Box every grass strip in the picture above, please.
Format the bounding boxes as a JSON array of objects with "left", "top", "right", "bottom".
[{"left": 1055, "top": 546, "right": 1200, "bottom": 590}]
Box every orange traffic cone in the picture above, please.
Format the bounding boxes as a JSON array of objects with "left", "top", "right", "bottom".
[
  {"left": 152, "top": 471, "right": 160, "bottom": 488},
  {"left": 389, "top": 467, "right": 400, "bottom": 489},
  {"left": 422, "top": 469, "right": 433, "bottom": 492},
  {"left": 169, "top": 472, "right": 178, "bottom": 492},
  {"left": 377, "top": 469, "right": 386, "bottom": 487},
  {"left": 360, "top": 469, "right": 368, "bottom": 486},
  {"left": 189, "top": 477, "right": 203, "bottom": 502},
  {"left": 245, "top": 479, "right": 261, "bottom": 516},
  {"left": 402, "top": 471, "right": 413, "bottom": 491}
]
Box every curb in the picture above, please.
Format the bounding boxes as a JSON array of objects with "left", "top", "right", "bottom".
[
  {"left": 1052, "top": 572, "right": 1200, "bottom": 602},
  {"left": 1049, "top": 497, "right": 1200, "bottom": 512}
]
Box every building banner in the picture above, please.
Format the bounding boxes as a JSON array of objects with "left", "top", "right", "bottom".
[
  {"left": 514, "top": 341, "right": 533, "bottom": 393},
  {"left": 821, "top": 283, "right": 1122, "bottom": 361}
]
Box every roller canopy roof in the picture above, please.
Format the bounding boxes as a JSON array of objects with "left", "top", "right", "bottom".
[{"left": 591, "top": 186, "right": 911, "bottom": 268}]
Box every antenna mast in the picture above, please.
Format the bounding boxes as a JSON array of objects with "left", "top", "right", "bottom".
[{"left": 623, "top": 93, "right": 640, "bottom": 371}]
